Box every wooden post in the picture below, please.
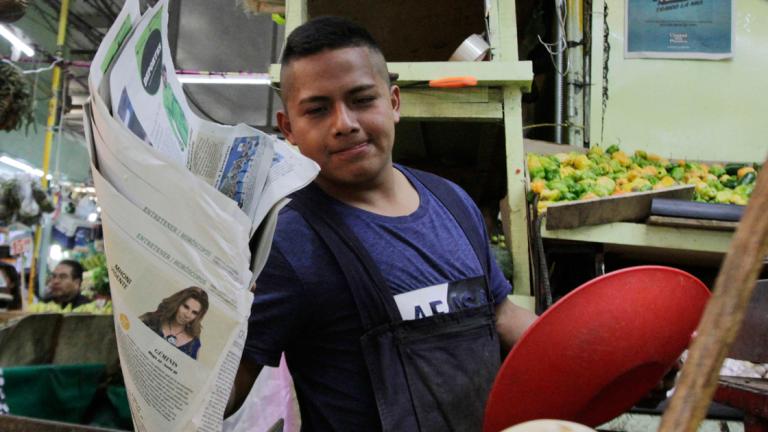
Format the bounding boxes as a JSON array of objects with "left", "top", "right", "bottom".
[{"left": 659, "top": 159, "right": 768, "bottom": 432}]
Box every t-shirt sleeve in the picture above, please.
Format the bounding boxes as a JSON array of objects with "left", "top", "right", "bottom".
[
  {"left": 486, "top": 241, "right": 513, "bottom": 305},
  {"left": 243, "top": 244, "right": 308, "bottom": 367},
  {"left": 449, "top": 182, "right": 513, "bottom": 305}
]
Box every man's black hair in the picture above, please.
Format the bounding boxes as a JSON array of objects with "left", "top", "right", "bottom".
[
  {"left": 0, "top": 263, "right": 19, "bottom": 288},
  {"left": 58, "top": 259, "right": 84, "bottom": 281},
  {"left": 281, "top": 16, "right": 387, "bottom": 82}
]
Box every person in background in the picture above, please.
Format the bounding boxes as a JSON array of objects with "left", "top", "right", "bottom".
[
  {"left": 45, "top": 259, "right": 90, "bottom": 309},
  {"left": 227, "top": 16, "right": 537, "bottom": 430},
  {"left": 0, "top": 263, "right": 21, "bottom": 310}
]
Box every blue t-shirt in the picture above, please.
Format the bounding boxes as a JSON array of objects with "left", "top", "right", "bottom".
[{"left": 244, "top": 166, "right": 511, "bottom": 430}]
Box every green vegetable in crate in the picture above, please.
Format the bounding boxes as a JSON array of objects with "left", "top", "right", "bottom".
[
  {"left": 572, "top": 154, "right": 591, "bottom": 170},
  {"left": 738, "top": 169, "right": 756, "bottom": 186},
  {"left": 719, "top": 174, "right": 738, "bottom": 189},
  {"left": 739, "top": 172, "right": 756, "bottom": 186},
  {"left": 546, "top": 179, "right": 570, "bottom": 197},
  {"left": 541, "top": 156, "right": 560, "bottom": 180},
  {"left": 709, "top": 164, "right": 726, "bottom": 177},
  {"left": 669, "top": 166, "right": 685, "bottom": 182},
  {"left": 593, "top": 176, "right": 616, "bottom": 197},
  {"left": 725, "top": 163, "right": 747, "bottom": 176},
  {"left": 527, "top": 144, "right": 761, "bottom": 212},
  {"left": 734, "top": 184, "right": 754, "bottom": 198},
  {"left": 527, "top": 154, "right": 545, "bottom": 179},
  {"left": 539, "top": 188, "right": 561, "bottom": 202},
  {"left": 694, "top": 182, "right": 717, "bottom": 201},
  {"left": 705, "top": 176, "right": 725, "bottom": 192}
]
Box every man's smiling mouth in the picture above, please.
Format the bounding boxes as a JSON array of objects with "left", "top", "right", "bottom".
[{"left": 332, "top": 141, "right": 370, "bottom": 156}]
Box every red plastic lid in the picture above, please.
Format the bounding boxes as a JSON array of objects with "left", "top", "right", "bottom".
[{"left": 484, "top": 266, "right": 711, "bottom": 432}]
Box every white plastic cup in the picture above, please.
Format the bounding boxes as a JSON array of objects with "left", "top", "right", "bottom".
[
  {"left": 449, "top": 34, "right": 490, "bottom": 61},
  {"left": 501, "top": 419, "right": 597, "bottom": 432}
]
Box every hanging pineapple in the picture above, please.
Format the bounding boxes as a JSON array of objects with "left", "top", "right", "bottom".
[
  {"left": 0, "top": 0, "right": 29, "bottom": 23},
  {"left": 0, "top": 62, "right": 35, "bottom": 133}
]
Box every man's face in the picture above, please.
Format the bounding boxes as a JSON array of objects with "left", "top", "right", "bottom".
[
  {"left": 47, "top": 264, "right": 81, "bottom": 302},
  {"left": 277, "top": 47, "right": 401, "bottom": 189}
]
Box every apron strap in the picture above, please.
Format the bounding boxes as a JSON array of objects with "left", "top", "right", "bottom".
[
  {"left": 288, "top": 186, "right": 400, "bottom": 330},
  {"left": 399, "top": 166, "right": 495, "bottom": 304}
]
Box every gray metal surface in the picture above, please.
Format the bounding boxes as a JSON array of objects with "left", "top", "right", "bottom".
[{"left": 729, "top": 280, "right": 768, "bottom": 364}]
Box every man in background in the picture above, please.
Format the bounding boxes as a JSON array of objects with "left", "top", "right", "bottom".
[{"left": 45, "top": 260, "right": 90, "bottom": 309}]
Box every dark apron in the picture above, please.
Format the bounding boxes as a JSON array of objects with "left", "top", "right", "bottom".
[{"left": 288, "top": 167, "right": 500, "bottom": 432}]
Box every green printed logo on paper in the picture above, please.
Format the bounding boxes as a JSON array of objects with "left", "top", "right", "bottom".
[
  {"left": 135, "top": 7, "right": 164, "bottom": 95},
  {"left": 100, "top": 15, "right": 134, "bottom": 75}
]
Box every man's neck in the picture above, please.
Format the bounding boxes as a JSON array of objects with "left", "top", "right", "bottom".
[
  {"left": 53, "top": 291, "right": 80, "bottom": 306},
  {"left": 316, "top": 166, "right": 419, "bottom": 217}
]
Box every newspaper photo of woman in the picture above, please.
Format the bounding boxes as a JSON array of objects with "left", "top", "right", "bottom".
[{"left": 140, "top": 286, "right": 209, "bottom": 359}]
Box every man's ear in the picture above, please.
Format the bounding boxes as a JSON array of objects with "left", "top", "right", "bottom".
[
  {"left": 390, "top": 85, "right": 401, "bottom": 124},
  {"left": 276, "top": 110, "right": 295, "bottom": 143}
]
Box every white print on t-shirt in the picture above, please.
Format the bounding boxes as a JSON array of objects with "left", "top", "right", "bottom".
[
  {"left": 394, "top": 283, "right": 449, "bottom": 320},
  {"left": 393, "top": 276, "right": 487, "bottom": 321}
]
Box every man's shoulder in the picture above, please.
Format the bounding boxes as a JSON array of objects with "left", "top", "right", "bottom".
[
  {"left": 274, "top": 203, "right": 312, "bottom": 237},
  {"left": 269, "top": 201, "right": 339, "bottom": 274},
  {"left": 398, "top": 165, "right": 479, "bottom": 215},
  {"left": 399, "top": 165, "right": 473, "bottom": 200},
  {"left": 71, "top": 293, "right": 92, "bottom": 308}
]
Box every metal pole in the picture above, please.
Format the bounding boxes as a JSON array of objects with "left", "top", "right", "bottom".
[
  {"left": 583, "top": 0, "right": 592, "bottom": 148},
  {"left": 554, "top": 0, "right": 565, "bottom": 144},
  {"left": 28, "top": 0, "right": 70, "bottom": 304},
  {"left": 566, "top": 0, "right": 585, "bottom": 147},
  {"left": 54, "top": 73, "right": 68, "bottom": 180},
  {"left": 41, "top": 0, "right": 70, "bottom": 189}
]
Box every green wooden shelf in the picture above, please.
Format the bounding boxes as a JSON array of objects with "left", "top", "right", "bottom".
[
  {"left": 269, "top": 61, "right": 530, "bottom": 121},
  {"left": 388, "top": 62, "right": 532, "bottom": 88},
  {"left": 541, "top": 221, "right": 733, "bottom": 254},
  {"left": 400, "top": 88, "right": 503, "bottom": 121},
  {"left": 270, "top": 61, "right": 532, "bottom": 87}
]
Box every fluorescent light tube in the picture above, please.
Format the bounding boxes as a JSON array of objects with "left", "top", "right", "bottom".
[
  {"left": 177, "top": 75, "right": 271, "bottom": 85},
  {"left": 0, "top": 24, "right": 34, "bottom": 57},
  {"left": 0, "top": 155, "right": 44, "bottom": 177}
]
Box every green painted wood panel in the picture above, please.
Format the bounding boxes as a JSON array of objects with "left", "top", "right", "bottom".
[
  {"left": 589, "top": 0, "right": 768, "bottom": 163},
  {"left": 542, "top": 221, "right": 732, "bottom": 253}
]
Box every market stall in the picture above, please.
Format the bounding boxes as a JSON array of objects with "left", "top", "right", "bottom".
[{"left": 1, "top": 0, "right": 766, "bottom": 430}]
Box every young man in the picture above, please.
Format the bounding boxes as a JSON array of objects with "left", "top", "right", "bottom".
[
  {"left": 230, "top": 16, "right": 537, "bottom": 430},
  {"left": 45, "top": 259, "right": 90, "bottom": 309}
]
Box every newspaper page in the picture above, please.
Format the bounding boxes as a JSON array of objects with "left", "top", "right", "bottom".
[
  {"left": 251, "top": 139, "right": 318, "bottom": 237},
  {"left": 85, "top": 0, "right": 319, "bottom": 430},
  {"left": 92, "top": 165, "right": 250, "bottom": 431},
  {"left": 104, "top": 0, "right": 296, "bottom": 228},
  {"left": 86, "top": 89, "right": 254, "bottom": 431},
  {"left": 87, "top": 91, "right": 252, "bottom": 284},
  {"left": 87, "top": 0, "right": 140, "bottom": 93},
  {"left": 107, "top": 1, "right": 196, "bottom": 165}
]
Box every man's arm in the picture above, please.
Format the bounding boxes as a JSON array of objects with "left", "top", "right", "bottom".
[
  {"left": 225, "top": 356, "right": 264, "bottom": 418},
  {"left": 495, "top": 297, "right": 537, "bottom": 353}
]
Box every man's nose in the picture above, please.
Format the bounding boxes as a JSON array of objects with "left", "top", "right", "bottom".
[{"left": 332, "top": 103, "right": 359, "bottom": 136}]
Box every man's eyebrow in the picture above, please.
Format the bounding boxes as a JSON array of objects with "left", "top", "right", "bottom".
[
  {"left": 297, "top": 84, "right": 379, "bottom": 106},
  {"left": 297, "top": 95, "right": 330, "bottom": 105},
  {"left": 348, "top": 84, "right": 377, "bottom": 95}
]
